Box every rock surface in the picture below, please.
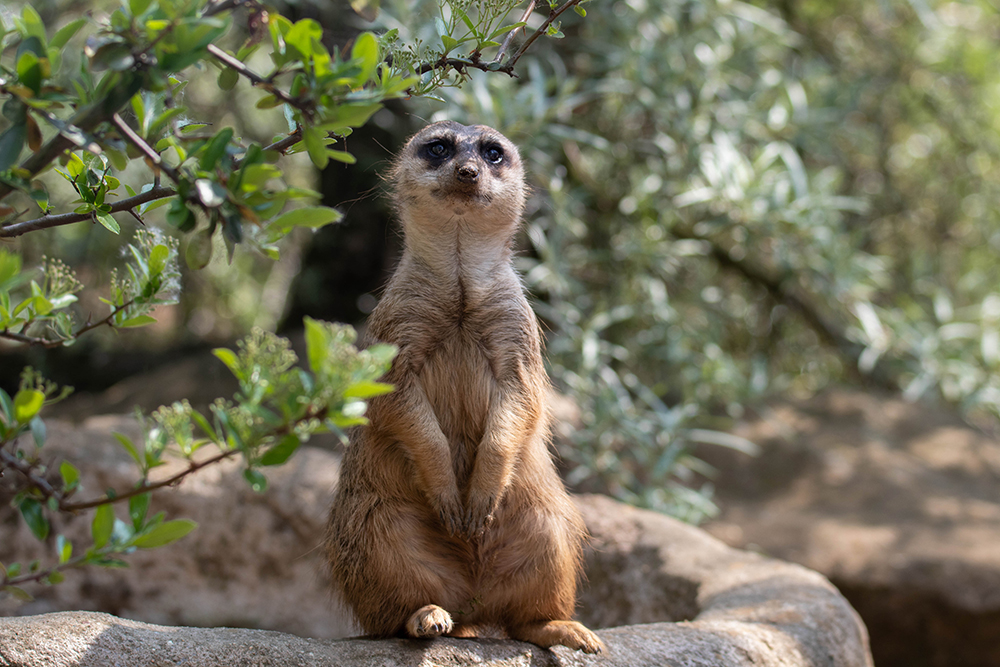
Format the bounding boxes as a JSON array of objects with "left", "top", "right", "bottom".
[
  {"left": 0, "top": 417, "right": 872, "bottom": 666},
  {"left": 701, "top": 389, "right": 1000, "bottom": 667}
]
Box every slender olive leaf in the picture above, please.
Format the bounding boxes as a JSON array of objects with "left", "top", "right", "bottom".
[
  {"left": 4, "top": 563, "right": 20, "bottom": 578},
  {"left": 50, "top": 19, "right": 87, "bottom": 50},
  {"left": 46, "top": 571, "right": 65, "bottom": 584},
  {"left": 255, "top": 95, "right": 282, "bottom": 109},
  {"left": 13, "top": 389, "right": 45, "bottom": 424},
  {"left": 19, "top": 498, "right": 49, "bottom": 541},
  {"left": 92, "top": 504, "right": 114, "bottom": 549},
  {"left": 112, "top": 432, "right": 143, "bottom": 469},
  {"left": 259, "top": 434, "right": 301, "bottom": 466},
  {"left": 441, "top": 34, "right": 460, "bottom": 52}
]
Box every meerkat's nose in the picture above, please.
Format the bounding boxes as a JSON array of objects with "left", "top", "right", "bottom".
[{"left": 456, "top": 162, "right": 480, "bottom": 183}]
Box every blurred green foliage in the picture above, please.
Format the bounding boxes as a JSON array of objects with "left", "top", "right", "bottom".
[{"left": 381, "top": 0, "right": 1000, "bottom": 517}]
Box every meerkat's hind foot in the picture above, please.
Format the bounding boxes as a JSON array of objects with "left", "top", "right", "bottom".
[
  {"left": 508, "top": 620, "right": 606, "bottom": 654},
  {"left": 405, "top": 604, "right": 454, "bottom": 638}
]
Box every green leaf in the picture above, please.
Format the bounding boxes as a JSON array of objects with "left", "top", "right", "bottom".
[
  {"left": 213, "top": 348, "right": 242, "bottom": 379},
  {"left": 13, "top": 389, "right": 44, "bottom": 424},
  {"left": 119, "top": 315, "right": 157, "bottom": 328},
  {"left": 317, "top": 103, "right": 382, "bottom": 132},
  {"left": 132, "top": 519, "right": 197, "bottom": 548},
  {"left": 46, "top": 571, "right": 65, "bottom": 584},
  {"left": 59, "top": 461, "right": 80, "bottom": 488},
  {"left": 218, "top": 66, "right": 238, "bottom": 91},
  {"left": 129, "top": 492, "right": 151, "bottom": 530},
  {"left": 344, "top": 380, "right": 394, "bottom": 399},
  {"left": 243, "top": 468, "right": 268, "bottom": 493},
  {"left": 51, "top": 19, "right": 87, "bottom": 49},
  {"left": 30, "top": 415, "right": 46, "bottom": 447},
  {"left": 113, "top": 432, "right": 143, "bottom": 468},
  {"left": 56, "top": 534, "right": 72, "bottom": 563},
  {"left": 265, "top": 206, "right": 343, "bottom": 236},
  {"left": 198, "top": 127, "right": 234, "bottom": 171},
  {"left": 303, "top": 127, "right": 329, "bottom": 169},
  {"left": 4, "top": 586, "right": 33, "bottom": 602},
  {"left": 95, "top": 212, "right": 121, "bottom": 234},
  {"left": 185, "top": 229, "right": 214, "bottom": 270},
  {"left": 259, "top": 434, "right": 301, "bottom": 466},
  {"left": 351, "top": 32, "right": 380, "bottom": 85},
  {"left": 20, "top": 6, "right": 47, "bottom": 44},
  {"left": 194, "top": 179, "right": 227, "bottom": 208},
  {"left": 19, "top": 498, "right": 49, "bottom": 540},
  {"left": 0, "top": 124, "right": 27, "bottom": 172},
  {"left": 327, "top": 150, "right": 357, "bottom": 164},
  {"left": 303, "top": 316, "right": 330, "bottom": 374},
  {"left": 92, "top": 504, "right": 114, "bottom": 549},
  {"left": 283, "top": 19, "right": 323, "bottom": 60},
  {"left": 148, "top": 244, "right": 170, "bottom": 276}
]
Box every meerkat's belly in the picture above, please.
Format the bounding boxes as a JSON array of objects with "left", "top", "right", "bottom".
[{"left": 419, "top": 333, "right": 494, "bottom": 484}]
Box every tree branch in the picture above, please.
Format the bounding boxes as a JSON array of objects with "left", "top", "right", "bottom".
[
  {"left": 206, "top": 44, "right": 308, "bottom": 112},
  {"left": 669, "top": 225, "right": 897, "bottom": 389},
  {"left": 413, "top": 0, "right": 584, "bottom": 77},
  {"left": 0, "top": 186, "right": 175, "bottom": 238},
  {"left": 0, "top": 132, "right": 301, "bottom": 239},
  {"left": 60, "top": 448, "right": 239, "bottom": 511}
]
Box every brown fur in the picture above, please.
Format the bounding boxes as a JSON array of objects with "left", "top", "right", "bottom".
[{"left": 324, "top": 121, "right": 603, "bottom": 653}]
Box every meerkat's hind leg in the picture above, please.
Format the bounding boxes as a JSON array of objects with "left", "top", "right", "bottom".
[
  {"left": 405, "top": 604, "right": 454, "bottom": 638},
  {"left": 508, "top": 620, "right": 606, "bottom": 654}
]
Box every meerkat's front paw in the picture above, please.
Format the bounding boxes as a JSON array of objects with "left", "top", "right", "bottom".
[
  {"left": 432, "top": 490, "right": 464, "bottom": 536},
  {"left": 463, "top": 492, "right": 498, "bottom": 537},
  {"left": 405, "top": 604, "right": 454, "bottom": 638}
]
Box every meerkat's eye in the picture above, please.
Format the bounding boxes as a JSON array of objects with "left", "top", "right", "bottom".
[
  {"left": 424, "top": 140, "right": 451, "bottom": 159},
  {"left": 482, "top": 144, "right": 504, "bottom": 164}
]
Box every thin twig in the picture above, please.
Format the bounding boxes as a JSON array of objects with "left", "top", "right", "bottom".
[
  {"left": 0, "top": 132, "right": 301, "bottom": 239},
  {"left": 0, "top": 186, "right": 175, "bottom": 238},
  {"left": 61, "top": 448, "right": 240, "bottom": 511},
  {"left": 0, "top": 299, "right": 136, "bottom": 348},
  {"left": 505, "top": 0, "right": 584, "bottom": 69},
  {"left": 412, "top": 0, "right": 583, "bottom": 77},
  {"left": 111, "top": 114, "right": 181, "bottom": 184},
  {"left": 495, "top": 0, "right": 537, "bottom": 63}
]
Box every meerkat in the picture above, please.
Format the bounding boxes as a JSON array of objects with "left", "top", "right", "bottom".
[{"left": 324, "top": 121, "right": 604, "bottom": 653}]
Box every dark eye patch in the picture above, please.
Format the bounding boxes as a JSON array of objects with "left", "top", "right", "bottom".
[
  {"left": 419, "top": 138, "right": 454, "bottom": 163},
  {"left": 482, "top": 143, "right": 504, "bottom": 164}
]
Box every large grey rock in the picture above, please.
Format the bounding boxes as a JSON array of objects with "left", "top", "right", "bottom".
[
  {"left": 0, "top": 417, "right": 872, "bottom": 666},
  {"left": 701, "top": 389, "right": 1000, "bottom": 667}
]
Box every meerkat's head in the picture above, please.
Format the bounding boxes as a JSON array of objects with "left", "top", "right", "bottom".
[{"left": 391, "top": 121, "right": 527, "bottom": 238}]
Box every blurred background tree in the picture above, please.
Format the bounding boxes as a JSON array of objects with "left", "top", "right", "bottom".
[{"left": 4, "top": 0, "right": 999, "bottom": 522}]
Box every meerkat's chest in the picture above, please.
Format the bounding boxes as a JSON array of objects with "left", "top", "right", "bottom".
[{"left": 419, "top": 332, "right": 494, "bottom": 444}]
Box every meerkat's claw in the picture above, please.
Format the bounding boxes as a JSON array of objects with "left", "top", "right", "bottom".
[
  {"left": 463, "top": 494, "right": 497, "bottom": 536},
  {"left": 406, "top": 604, "right": 454, "bottom": 638}
]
